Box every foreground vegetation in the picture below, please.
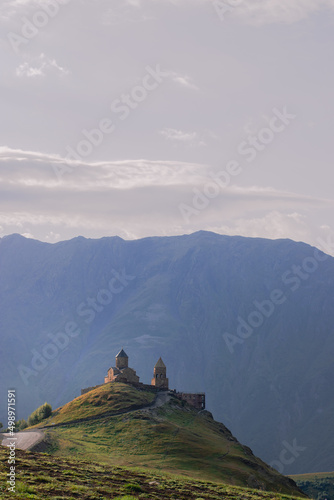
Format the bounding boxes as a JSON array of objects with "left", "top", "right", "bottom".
[
  {"left": 291, "top": 471, "right": 334, "bottom": 499},
  {"left": 0, "top": 446, "right": 306, "bottom": 500},
  {"left": 4, "top": 402, "right": 53, "bottom": 432}
]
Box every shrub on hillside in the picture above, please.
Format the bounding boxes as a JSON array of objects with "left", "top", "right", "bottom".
[
  {"left": 27, "top": 403, "right": 52, "bottom": 426},
  {"left": 124, "top": 483, "right": 143, "bottom": 493},
  {"left": 15, "top": 419, "right": 28, "bottom": 431}
]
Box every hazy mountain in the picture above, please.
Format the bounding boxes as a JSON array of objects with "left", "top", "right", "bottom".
[{"left": 0, "top": 231, "right": 333, "bottom": 474}]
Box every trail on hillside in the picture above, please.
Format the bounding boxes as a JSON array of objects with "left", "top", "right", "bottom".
[
  {"left": 144, "top": 391, "right": 171, "bottom": 409},
  {"left": 0, "top": 393, "right": 173, "bottom": 451},
  {"left": 45, "top": 391, "right": 171, "bottom": 429},
  {"left": 0, "top": 430, "right": 44, "bottom": 451}
]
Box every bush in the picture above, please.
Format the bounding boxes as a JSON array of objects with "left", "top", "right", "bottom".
[
  {"left": 113, "top": 496, "right": 138, "bottom": 500},
  {"left": 15, "top": 419, "right": 28, "bottom": 431},
  {"left": 123, "top": 483, "right": 143, "bottom": 492},
  {"left": 27, "top": 403, "right": 52, "bottom": 426}
]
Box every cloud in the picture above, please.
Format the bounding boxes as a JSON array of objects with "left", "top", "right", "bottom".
[
  {"left": 205, "top": 212, "right": 334, "bottom": 256},
  {"left": 0, "top": 146, "right": 207, "bottom": 189},
  {"left": 98, "top": 0, "right": 334, "bottom": 26},
  {"left": 214, "top": 0, "right": 334, "bottom": 25},
  {"left": 16, "top": 64, "right": 43, "bottom": 77},
  {"left": 102, "top": 3, "right": 154, "bottom": 25},
  {"left": 99, "top": 0, "right": 334, "bottom": 25},
  {"left": 158, "top": 70, "right": 199, "bottom": 90},
  {"left": 0, "top": 0, "right": 332, "bottom": 255},
  {"left": 207, "top": 211, "right": 310, "bottom": 241},
  {"left": 160, "top": 128, "right": 205, "bottom": 146},
  {"left": 0, "top": 0, "right": 65, "bottom": 19},
  {"left": 0, "top": 147, "right": 332, "bottom": 249},
  {"left": 170, "top": 74, "right": 199, "bottom": 90},
  {"left": 126, "top": 0, "right": 142, "bottom": 6},
  {"left": 15, "top": 53, "right": 69, "bottom": 78},
  {"left": 2, "top": 0, "right": 334, "bottom": 26}
]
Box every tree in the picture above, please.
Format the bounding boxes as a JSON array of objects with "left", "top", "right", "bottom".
[
  {"left": 15, "top": 419, "right": 28, "bottom": 431},
  {"left": 27, "top": 402, "right": 52, "bottom": 426}
]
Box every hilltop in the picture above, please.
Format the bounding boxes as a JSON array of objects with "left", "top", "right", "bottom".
[{"left": 27, "top": 383, "right": 304, "bottom": 497}]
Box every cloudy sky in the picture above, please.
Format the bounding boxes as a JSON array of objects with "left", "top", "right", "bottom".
[{"left": 0, "top": 0, "right": 334, "bottom": 250}]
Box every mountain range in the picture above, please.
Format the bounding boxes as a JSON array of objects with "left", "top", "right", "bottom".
[{"left": 0, "top": 231, "right": 333, "bottom": 474}]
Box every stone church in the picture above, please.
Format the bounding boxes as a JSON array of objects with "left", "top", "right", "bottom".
[
  {"left": 104, "top": 348, "right": 168, "bottom": 389},
  {"left": 104, "top": 348, "right": 140, "bottom": 384},
  {"left": 81, "top": 348, "right": 205, "bottom": 410}
]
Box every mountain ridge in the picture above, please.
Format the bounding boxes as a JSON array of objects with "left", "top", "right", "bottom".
[{"left": 0, "top": 231, "right": 333, "bottom": 474}]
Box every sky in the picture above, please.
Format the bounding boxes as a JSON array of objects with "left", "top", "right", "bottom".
[{"left": 0, "top": 0, "right": 334, "bottom": 251}]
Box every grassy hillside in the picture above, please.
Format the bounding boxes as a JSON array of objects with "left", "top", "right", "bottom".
[
  {"left": 290, "top": 471, "right": 334, "bottom": 499},
  {"left": 38, "top": 382, "right": 155, "bottom": 425},
  {"left": 0, "top": 446, "right": 306, "bottom": 500},
  {"left": 29, "top": 383, "right": 304, "bottom": 497}
]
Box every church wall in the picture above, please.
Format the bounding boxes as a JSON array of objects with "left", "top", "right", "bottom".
[
  {"left": 116, "top": 357, "right": 128, "bottom": 369},
  {"left": 176, "top": 392, "right": 206, "bottom": 410}
]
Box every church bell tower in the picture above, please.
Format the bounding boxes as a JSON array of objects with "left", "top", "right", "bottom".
[
  {"left": 151, "top": 357, "right": 168, "bottom": 389},
  {"left": 115, "top": 348, "right": 128, "bottom": 369}
]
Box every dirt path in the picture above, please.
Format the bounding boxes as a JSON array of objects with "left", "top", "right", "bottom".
[
  {"left": 1, "top": 430, "right": 45, "bottom": 450},
  {"left": 39, "top": 390, "right": 172, "bottom": 429},
  {"left": 145, "top": 391, "right": 171, "bottom": 409},
  {"left": 0, "top": 391, "right": 172, "bottom": 450}
]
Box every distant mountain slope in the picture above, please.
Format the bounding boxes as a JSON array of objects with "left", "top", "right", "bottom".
[
  {"left": 291, "top": 471, "right": 334, "bottom": 499},
  {"left": 0, "top": 231, "right": 333, "bottom": 474},
  {"left": 30, "top": 382, "right": 304, "bottom": 496}
]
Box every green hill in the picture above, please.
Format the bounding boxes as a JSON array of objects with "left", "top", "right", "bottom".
[
  {"left": 290, "top": 471, "right": 334, "bottom": 499},
  {"left": 39, "top": 382, "right": 155, "bottom": 424},
  {"left": 28, "top": 383, "right": 304, "bottom": 497}
]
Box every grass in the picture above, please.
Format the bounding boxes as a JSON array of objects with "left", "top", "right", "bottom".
[
  {"left": 0, "top": 445, "right": 306, "bottom": 500},
  {"left": 31, "top": 382, "right": 155, "bottom": 426},
  {"left": 290, "top": 471, "right": 334, "bottom": 499}
]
